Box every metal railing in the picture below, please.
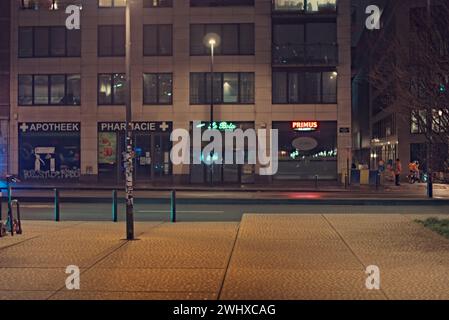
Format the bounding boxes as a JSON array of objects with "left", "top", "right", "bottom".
[{"left": 272, "top": 43, "right": 338, "bottom": 65}]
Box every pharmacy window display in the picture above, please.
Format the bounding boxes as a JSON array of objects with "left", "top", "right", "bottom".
[{"left": 18, "top": 122, "right": 81, "bottom": 180}]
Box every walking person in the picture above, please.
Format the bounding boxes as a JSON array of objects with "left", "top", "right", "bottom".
[{"left": 395, "top": 158, "right": 402, "bottom": 186}]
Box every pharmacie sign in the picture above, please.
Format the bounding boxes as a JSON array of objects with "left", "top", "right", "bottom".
[
  {"left": 19, "top": 122, "right": 80, "bottom": 133},
  {"left": 98, "top": 122, "right": 172, "bottom": 133},
  {"left": 292, "top": 121, "right": 319, "bottom": 132}
]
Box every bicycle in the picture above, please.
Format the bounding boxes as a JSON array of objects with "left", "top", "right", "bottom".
[{"left": 0, "top": 175, "right": 22, "bottom": 237}]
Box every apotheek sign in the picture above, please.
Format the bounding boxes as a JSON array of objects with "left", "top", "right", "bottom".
[
  {"left": 19, "top": 122, "right": 80, "bottom": 133},
  {"left": 98, "top": 122, "right": 172, "bottom": 132}
]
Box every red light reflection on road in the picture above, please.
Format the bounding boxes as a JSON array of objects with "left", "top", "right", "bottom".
[{"left": 287, "top": 193, "right": 322, "bottom": 199}]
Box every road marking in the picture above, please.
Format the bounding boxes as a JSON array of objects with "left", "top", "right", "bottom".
[{"left": 138, "top": 210, "right": 224, "bottom": 214}]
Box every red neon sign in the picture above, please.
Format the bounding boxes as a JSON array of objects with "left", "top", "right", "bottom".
[{"left": 292, "top": 121, "right": 319, "bottom": 131}]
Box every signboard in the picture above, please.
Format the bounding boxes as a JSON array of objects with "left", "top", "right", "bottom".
[
  {"left": 98, "top": 122, "right": 172, "bottom": 133},
  {"left": 19, "top": 122, "right": 80, "bottom": 133},
  {"left": 339, "top": 127, "right": 351, "bottom": 134},
  {"left": 98, "top": 132, "right": 117, "bottom": 164},
  {"left": 292, "top": 137, "right": 319, "bottom": 151},
  {"left": 292, "top": 121, "right": 319, "bottom": 132}
]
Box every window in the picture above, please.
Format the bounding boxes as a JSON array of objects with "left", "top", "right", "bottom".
[
  {"left": 273, "top": 22, "right": 337, "bottom": 65},
  {"left": 98, "top": 26, "right": 125, "bottom": 57},
  {"left": 18, "top": 27, "right": 81, "bottom": 58},
  {"left": 190, "top": 0, "right": 254, "bottom": 6},
  {"left": 273, "top": 71, "right": 337, "bottom": 104},
  {"left": 190, "top": 72, "right": 255, "bottom": 104},
  {"left": 143, "top": 73, "right": 173, "bottom": 104},
  {"left": 143, "top": 0, "right": 172, "bottom": 7},
  {"left": 190, "top": 24, "right": 255, "bottom": 55},
  {"left": 143, "top": 25, "right": 173, "bottom": 56},
  {"left": 98, "top": 0, "right": 126, "bottom": 7},
  {"left": 273, "top": 0, "right": 336, "bottom": 12},
  {"left": 98, "top": 74, "right": 126, "bottom": 105},
  {"left": 18, "top": 75, "right": 81, "bottom": 106}
]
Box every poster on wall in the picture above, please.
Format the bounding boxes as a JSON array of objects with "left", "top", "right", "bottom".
[{"left": 98, "top": 132, "right": 117, "bottom": 164}]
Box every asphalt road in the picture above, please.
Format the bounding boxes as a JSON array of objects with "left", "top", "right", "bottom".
[{"left": 6, "top": 202, "right": 449, "bottom": 222}]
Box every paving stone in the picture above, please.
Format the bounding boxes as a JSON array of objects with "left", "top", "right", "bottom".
[
  {"left": 0, "top": 268, "right": 68, "bottom": 291},
  {"left": 0, "top": 290, "right": 54, "bottom": 300},
  {"left": 50, "top": 291, "right": 217, "bottom": 300}
]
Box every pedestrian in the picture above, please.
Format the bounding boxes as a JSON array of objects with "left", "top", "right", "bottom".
[{"left": 395, "top": 158, "right": 402, "bottom": 186}]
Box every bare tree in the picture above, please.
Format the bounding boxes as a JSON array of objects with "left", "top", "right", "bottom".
[{"left": 367, "top": 0, "right": 449, "bottom": 192}]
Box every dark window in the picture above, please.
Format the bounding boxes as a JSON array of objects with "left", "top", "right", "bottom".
[
  {"left": 18, "top": 74, "right": 81, "bottom": 106},
  {"left": 18, "top": 26, "right": 81, "bottom": 58},
  {"left": 143, "top": 25, "right": 173, "bottom": 56},
  {"left": 190, "top": 24, "right": 255, "bottom": 55},
  {"left": 98, "top": 73, "right": 126, "bottom": 105},
  {"left": 143, "top": 73, "right": 173, "bottom": 104},
  {"left": 143, "top": 0, "right": 172, "bottom": 7},
  {"left": 98, "top": 25, "right": 125, "bottom": 57},
  {"left": 190, "top": 0, "right": 254, "bottom": 6},
  {"left": 18, "top": 27, "right": 33, "bottom": 57},
  {"left": 273, "top": 71, "right": 337, "bottom": 104},
  {"left": 190, "top": 72, "right": 255, "bottom": 104},
  {"left": 34, "top": 27, "right": 49, "bottom": 57}
]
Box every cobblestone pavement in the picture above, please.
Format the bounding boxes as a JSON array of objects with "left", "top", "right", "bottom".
[{"left": 1, "top": 214, "right": 449, "bottom": 300}]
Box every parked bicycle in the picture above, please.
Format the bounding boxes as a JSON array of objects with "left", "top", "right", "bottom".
[{"left": 0, "top": 175, "right": 22, "bottom": 237}]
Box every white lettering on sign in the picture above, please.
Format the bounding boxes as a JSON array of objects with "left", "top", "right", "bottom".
[{"left": 20, "top": 123, "right": 80, "bottom": 133}]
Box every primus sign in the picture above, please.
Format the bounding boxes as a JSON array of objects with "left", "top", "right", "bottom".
[{"left": 171, "top": 121, "right": 279, "bottom": 176}]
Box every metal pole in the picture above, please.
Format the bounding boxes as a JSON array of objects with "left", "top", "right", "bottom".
[
  {"left": 170, "top": 190, "right": 176, "bottom": 223},
  {"left": 125, "top": 0, "right": 135, "bottom": 240},
  {"left": 209, "top": 43, "right": 215, "bottom": 185},
  {"left": 112, "top": 190, "right": 118, "bottom": 222},
  {"left": 315, "top": 175, "right": 318, "bottom": 189},
  {"left": 54, "top": 188, "right": 60, "bottom": 222}
]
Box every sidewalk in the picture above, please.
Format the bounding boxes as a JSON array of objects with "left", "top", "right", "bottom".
[{"left": 2, "top": 213, "right": 449, "bottom": 300}]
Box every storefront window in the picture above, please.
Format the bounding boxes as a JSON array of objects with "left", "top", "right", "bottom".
[
  {"left": 19, "top": 122, "right": 81, "bottom": 180},
  {"left": 273, "top": 121, "right": 338, "bottom": 180}
]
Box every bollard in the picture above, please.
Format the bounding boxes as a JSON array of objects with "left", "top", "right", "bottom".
[
  {"left": 427, "top": 176, "right": 433, "bottom": 198},
  {"left": 170, "top": 190, "right": 176, "bottom": 223},
  {"left": 112, "top": 190, "right": 118, "bottom": 222},
  {"left": 54, "top": 189, "right": 60, "bottom": 222},
  {"left": 315, "top": 175, "right": 318, "bottom": 189},
  {"left": 344, "top": 173, "right": 349, "bottom": 189}
]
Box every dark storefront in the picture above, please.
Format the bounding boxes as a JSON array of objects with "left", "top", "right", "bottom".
[
  {"left": 273, "top": 121, "right": 338, "bottom": 180},
  {"left": 19, "top": 122, "right": 81, "bottom": 180},
  {"left": 189, "top": 121, "right": 256, "bottom": 184},
  {"left": 98, "top": 122, "right": 173, "bottom": 183}
]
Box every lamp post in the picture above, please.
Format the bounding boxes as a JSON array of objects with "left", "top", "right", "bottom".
[
  {"left": 124, "top": 0, "right": 134, "bottom": 239},
  {"left": 203, "top": 33, "right": 220, "bottom": 185}
]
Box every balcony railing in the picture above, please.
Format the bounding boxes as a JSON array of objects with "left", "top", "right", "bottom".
[
  {"left": 19, "top": 0, "right": 81, "bottom": 10},
  {"left": 272, "top": 0, "right": 337, "bottom": 13},
  {"left": 272, "top": 43, "right": 338, "bottom": 65}
]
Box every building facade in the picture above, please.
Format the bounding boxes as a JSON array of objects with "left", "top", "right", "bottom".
[
  {"left": 352, "top": 0, "right": 449, "bottom": 178},
  {"left": 8, "top": 0, "right": 351, "bottom": 185}
]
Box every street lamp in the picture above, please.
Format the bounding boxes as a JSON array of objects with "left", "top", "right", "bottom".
[
  {"left": 124, "top": 0, "right": 134, "bottom": 240},
  {"left": 203, "top": 33, "right": 220, "bottom": 185}
]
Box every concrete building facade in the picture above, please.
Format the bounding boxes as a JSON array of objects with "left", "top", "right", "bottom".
[{"left": 8, "top": 0, "right": 351, "bottom": 185}]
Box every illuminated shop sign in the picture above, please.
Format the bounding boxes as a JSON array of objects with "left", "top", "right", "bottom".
[
  {"left": 292, "top": 121, "right": 319, "bottom": 131},
  {"left": 98, "top": 122, "right": 171, "bottom": 132},
  {"left": 196, "top": 122, "right": 238, "bottom": 131}
]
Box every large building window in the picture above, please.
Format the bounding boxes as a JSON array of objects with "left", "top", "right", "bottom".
[
  {"left": 143, "top": 25, "right": 173, "bottom": 56},
  {"left": 143, "top": 73, "right": 173, "bottom": 105},
  {"left": 98, "top": 25, "right": 125, "bottom": 57},
  {"left": 190, "top": 24, "right": 254, "bottom": 55},
  {"left": 98, "top": 73, "right": 126, "bottom": 105},
  {"left": 18, "top": 74, "right": 81, "bottom": 106},
  {"left": 273, "top": 22, "right": 337, "bottom": 65},
  {"left": 190, "top": 72, "right": 255, "bottom": 104},
  {"left": 98, "top": 0, "right": 126, "bottom": 7},
  {"left": 190, "top": 0, "right": 254, "bottom": 6},
  {"left": 273, "top": 71, "right": 337, "bottom": 104},
  {"left": 143, "top": 0, "right": 172, "bottom": 7},
  {"left": 19, "top": 27, "right": 81, "bottom": 58},
  {"left": 273, "top": 0, "right": 336, "bottom": 12}
]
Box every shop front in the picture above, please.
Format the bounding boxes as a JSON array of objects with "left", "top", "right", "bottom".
[
  {"left": 273, "top": 121, "right": 338, "bottom": 180},
  {"left": 98, "top": 122, "right": 173, "bottom": 183},
  {"left": 18, "top": 122, "right": 81, "bottom": 181},
  {"left": 189, "top": 121, "right": 256, "bottom": 184}
]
